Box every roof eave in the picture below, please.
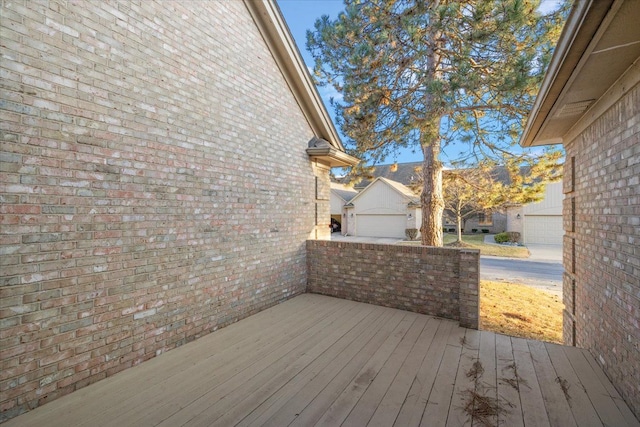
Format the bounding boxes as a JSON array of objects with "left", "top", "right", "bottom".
[
  {"left": 520, "top": 1, "right": 591, "bottom": 147},
  {"left": 520, "top": 0, "right": 640, "bottom": 147},
  {"left": 306, "top": 146, "right": 360, "bottom": 168}
]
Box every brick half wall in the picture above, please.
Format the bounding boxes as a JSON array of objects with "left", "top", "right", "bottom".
[{"left": 306, "top": 240, "right": 479, "bottom": 328}]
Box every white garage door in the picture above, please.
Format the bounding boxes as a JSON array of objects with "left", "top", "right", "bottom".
[
  {"left": 356, "top": 214, "right": 407, "bottom": 238},
  {"left": 524, "top": 215, "right": 563, "bottom": 245}
]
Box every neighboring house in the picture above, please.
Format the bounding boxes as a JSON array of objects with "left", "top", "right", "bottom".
[
  {"left": 330, "top": 182, "right": 358, "bottom": 234},
  {"left": 520, "top": 0, "right": 640, "bottom": 418},
  {"left": 0, "top": 0, "right": 357, "bottom": 421},
  {"left": 444, "top": 210, "right": 507, "bottom": 235},
  {"left": 506, "top": 182, "right": 563, "bottom": 245},
  {"left": 344, "top": 162, "right": 507, "bottom": 235},
  {"left": 343, "top": 178, "right": 421, "bottom": 239}
]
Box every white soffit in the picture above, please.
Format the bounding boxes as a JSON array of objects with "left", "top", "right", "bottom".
[{"left": 522, "top": 0, "right": 640, "bottom": 147}]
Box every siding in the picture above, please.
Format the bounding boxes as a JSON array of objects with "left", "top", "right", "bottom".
[
  {"left": 330, "top": 192, "right": 346, "bottom": 216},
  {"left": 523, "top": 182, "right": 563, "bottom": 215},
  {"left": 353, "top": 180, "right": 411, "bottom": 214}
]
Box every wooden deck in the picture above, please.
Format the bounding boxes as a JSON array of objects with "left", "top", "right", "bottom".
[{"left": 6, "top": 294, "right": 639, "bottom": 427}]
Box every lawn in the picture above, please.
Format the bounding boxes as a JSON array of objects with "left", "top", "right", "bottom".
[
  {"left": 401, "top": 233, "right": 530, "bottom": 258},
  {"left": 480, "top": 280, "right": 563, "bottom": 344}
]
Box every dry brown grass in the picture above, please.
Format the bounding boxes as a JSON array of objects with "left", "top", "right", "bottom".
[{"left": 480, "top": 280, "right": 563, "bottom": 344}]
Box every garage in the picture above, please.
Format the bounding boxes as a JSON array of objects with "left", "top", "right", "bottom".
[
  {"left": 356, "top": 214, "right": 407, "bottom": 239},
  {"left": 524, "top": 215, "right": 563, "bottom": 245}
]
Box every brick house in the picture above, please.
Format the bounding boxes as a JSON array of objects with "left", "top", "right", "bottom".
[
  {"left": 520, "top": 0, "right": 640, "bottom": 418},
  {"left": 0, "top": 0, "right": 358, "bottom": 421}
]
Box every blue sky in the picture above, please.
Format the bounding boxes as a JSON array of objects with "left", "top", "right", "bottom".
[{"left": 276, "top": 0, "right": 563, "bottom": 165}]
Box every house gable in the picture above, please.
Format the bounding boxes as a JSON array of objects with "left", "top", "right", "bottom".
[
  {"left": 349, "top": 178, "right": 418, "bottom": 215},
  {"left": 243, "top": 2, "right": 358, "bottom": 168},
  {"left": 0, "top": 0, "right": 351, "bottom": 422},
  {"left": 522, "top": 182, "right": 563, "bottom": 216}
]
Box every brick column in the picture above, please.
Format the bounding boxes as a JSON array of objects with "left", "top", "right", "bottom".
[{"left": 458, "top": 250, "right": 480, "bottom": 329}]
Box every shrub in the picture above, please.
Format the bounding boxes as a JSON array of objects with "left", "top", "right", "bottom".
[
  {"left": 494, "top": 232, "right": 509, "bottom": 243},
  {"left": 472, "top": 229, "right": 478, "bottom": 233},
  {"left": 495, "top": 231, "right": 521, "bottom": 244},
  {"left": 405, "top": 228, "right": 419, "bottom": 240},
  {"left": 482, "top": 229, "right": 489, "bottom": 233},
  {"left": 506, "top": 231, "right": 521, "bottom": 243}
]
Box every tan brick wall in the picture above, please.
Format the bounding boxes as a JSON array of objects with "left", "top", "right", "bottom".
[
  {"left": 563, "top": 83, "right": 640, "bottom": 418},
  {"left": 505, "top": 205, "right": 524, "bottom": 238},
  {"left": 306, "top": 240, "right": 479, "bottom": 328},
  {"left": 0, "top": 1, "right": 327, "bottom": 421}
]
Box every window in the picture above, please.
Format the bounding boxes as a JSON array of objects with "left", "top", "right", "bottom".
[{"left": 478, "top": 212, "right": 493, "bottom": 225}]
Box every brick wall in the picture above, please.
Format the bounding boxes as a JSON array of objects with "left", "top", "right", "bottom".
[
  {"left": 563, "top": 83, "right": 640, "bottom": 418},
  {"left": 0, "top": 1, "right": 326, "bottom": 421},
  {"left": 306, "top": 240, "right": 480, "bottom": 328}
]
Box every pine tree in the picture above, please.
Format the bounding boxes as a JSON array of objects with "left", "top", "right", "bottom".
[{"left": 308, "top": 0, "right": 567, "bottom": 246}]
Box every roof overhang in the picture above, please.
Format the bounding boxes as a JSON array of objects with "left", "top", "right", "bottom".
[
  {"left": 520, "top": 0, "right": 640, "bottom": 147},
  {"left": 243, "top": 0, "right": 348, "bottom": 153},
  {"left": 306, "top": 138, "right": 360, "bottom": 168}
]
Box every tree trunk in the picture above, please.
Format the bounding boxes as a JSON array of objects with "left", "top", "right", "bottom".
[
  {"left": 419, "top": 25, "right": 444, "bottom": 247},
  {"left": 456, "top": 214, "right": 463, "bottom": 242},
  {"left": 420, "top": 143, "right": 444, "bottom": 246}
]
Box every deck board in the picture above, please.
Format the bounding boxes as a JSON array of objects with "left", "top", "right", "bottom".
[
  {"left": 287, "top": 310, "right": 409, "bottom": 427},
  {"left": 159, "top": 298, "right": 361, "bottom": 427},
  {"left": 474, "top": 331, "right": 498, "bottom": 427},
  {"left": 581, "top": 348, "right": 640, "bottom": 427},
  {"left": 545, "top": 342, "right": 602, "bottom": 427},
  {"left": 446, "top": 328, "right": 481, "bottom": 427},
  {"left": 527, "top": 339, "right": 577, "bottom": 427},
  {"left": 420, "top": 326, "right": 465, "bottom": 426},
  {"left": 4, "top": 294, "right": 638, "bottom": 427},
  {"left": 314, "top": 314, "right": 419, "bottom": 426},
  {"left": 341, "top": 315, "right": 428, "bottom": 427},
  {"left": 190, "top": 300, "right": 368, "bottom": 425},
  {"left": 241, "top": 307, "right": 395, "bottom": 427},
  {"left": 511, "top": 337, "right": 553, "bottom": 427},
  {"left": 367, "top": 317, "right": 441, "bottom": 427},
  {"left": 191, "top": 301, "right": 376, "bottom": 427},
  {"left": 393, "top": 319, "right": 454, "bottom": 427},
  {"left": 494, "top": 333, "right": 524, "bottom": 427},
  {"left": 125, "top": 296, "right": 349, "bottom": 427}
]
